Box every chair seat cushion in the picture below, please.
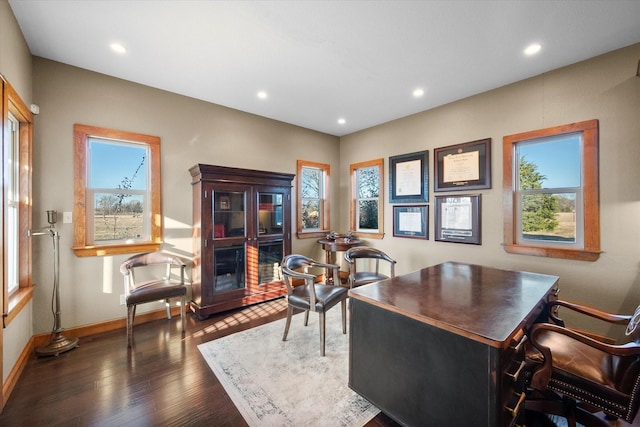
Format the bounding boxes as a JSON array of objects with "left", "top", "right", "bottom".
[
  {"left": 287, "top": 283, "right": 348, "bottom": 312},
  {"left": 352, "top": 272, "right": 389, "bottom": 286},
  {"left": 528, "top": 329, "right": 640, "bottom": 422},
  {"left": 127, "top": 279, "right": 186, "bottom": 305}
]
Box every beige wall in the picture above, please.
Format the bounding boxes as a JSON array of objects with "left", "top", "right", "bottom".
[
  {"left": 340, "top": 43, "right": 640, "bottom": 338},
  {"left": 31, "top": 57, "right": 340, "bottom": 333},
  {"left": 1, "top": 0, "right": 33, "bottom": 385}
]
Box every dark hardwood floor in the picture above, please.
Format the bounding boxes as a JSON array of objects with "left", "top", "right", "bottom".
[
  {"left": 0, "top": 298, "right": 398, "bottom": 426},
  {"left": 1, "top": 297, "right": 635, "bottom": 426}
]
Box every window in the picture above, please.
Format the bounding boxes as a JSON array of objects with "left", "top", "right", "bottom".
[
  {"left": 73, "top": 124, "right": 162, "bottom": 257},
  {"left": 297, "top": 160, "right": 330, "bottom": 238},
  {"left": 2, "top": 77, "right": 34, "bottom": 326},
  {"left": 503, "top": 119, "right": 600, "bottom": 261},
  {"left": 6, "top": 114, "right": 19, "bottom": 296},
  {"left": 350, "top": 158, "right": 384, "bottom": 239}
]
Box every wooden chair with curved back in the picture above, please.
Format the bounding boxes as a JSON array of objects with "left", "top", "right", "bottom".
[
  {"left": 120, "top": 252, "right": 187, "bottom": 347},
  {"left": 281, "top": 254, "right": 348, "bottom": 356},
  {"left": 525, "top": 300, "right": 640, "bottom": 427},
  {"left": 344, "top": 246, "right": 396, "bottom": 288}
]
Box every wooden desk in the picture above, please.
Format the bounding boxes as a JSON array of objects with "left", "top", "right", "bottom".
[{"left": 348, "top": 261, "right": 559, "bottom": 427}]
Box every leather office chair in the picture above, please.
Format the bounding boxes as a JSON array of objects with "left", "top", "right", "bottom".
[
  {"left": 525, "top": 300, "right": 640, "bottom": 427},
  {"left": 120, "top": 252, "right": 187, "bottom": 347},
  {"left": 344, "top": 246, "right": 396, "bottom": 288},
  {"left": 281, "top": 254, "right": 348, "bottom": 356}
]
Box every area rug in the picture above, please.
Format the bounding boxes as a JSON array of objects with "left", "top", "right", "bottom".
[{"left": 197, "top": 307, "right": 380, "bottom": 426}]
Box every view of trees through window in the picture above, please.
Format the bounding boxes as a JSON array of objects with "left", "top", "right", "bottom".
[
  {"left": 357, "top": 165, "right": 380, "bottom": 231},
  {"left": 517, "top": 134, "right": 580, "bottom": 243},
  {"left": 89, "top": 138, "right": 149, "bottom": 242},
  {"left": 301, "top": 166, "right": 322, "bottom": 230}
]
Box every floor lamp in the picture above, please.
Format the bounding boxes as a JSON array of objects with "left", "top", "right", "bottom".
[{"left": 28, "top": 210, "right": 79, "bottom": 357}]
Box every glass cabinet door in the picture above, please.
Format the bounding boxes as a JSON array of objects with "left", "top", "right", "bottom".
[
  {"left": 213, "top": 190, "right": 245, "bottom": 239},
  {"left": 212, "top": 190, "right": 246, "bottom": 292},
  {"left": 257, "top": 191, "right": 286, "bottom": 284}
]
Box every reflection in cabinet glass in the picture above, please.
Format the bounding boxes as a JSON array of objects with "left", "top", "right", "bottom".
[{"left": 190, "top": 164, "right": 294, "bottom": 319}]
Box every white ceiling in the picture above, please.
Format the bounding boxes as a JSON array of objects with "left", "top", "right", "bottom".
[{"left": 9, "top": 0, "right": 640, "bottom": 136}]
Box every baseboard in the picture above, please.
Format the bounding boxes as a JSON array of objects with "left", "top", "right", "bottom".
[
  {"left": 32, "top": 305, "right": 182, "bottom": 348},
  {"left": 2, "top": 335, "right": 35, "bottom": 409}
]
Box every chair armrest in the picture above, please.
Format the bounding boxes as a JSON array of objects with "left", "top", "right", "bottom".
[
  {"left": 528, "top": 322, "right": 640, "bottom": 390},
  {"left": 549, "top": 300, "right": 632, "bottom": 327}
]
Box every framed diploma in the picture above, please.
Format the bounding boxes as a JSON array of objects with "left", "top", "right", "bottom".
[
  {"left": 434, "top": 138, "right": 491, "bottom": 192},
  {"left": 393, "top": 205, "right": 428, "bottom": 239},
  {"left": 389, "top": 150, "right": 429, "bottom": 203},
  {"left": 434, "top": 194, "right": 481, "bottom": 244}
]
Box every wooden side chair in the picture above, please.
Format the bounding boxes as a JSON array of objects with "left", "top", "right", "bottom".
[
  {"left": 281, "top": 254, "right": 348, "bottom": 356},
  {"left": 344, "top": 246, "right": 396, "bottom": 288},
  {"left": 120, "top": 252, "right": 187, "bottom": 347},
  {"left": 525, "top": 300, "right": 640, "bottom": 427}
]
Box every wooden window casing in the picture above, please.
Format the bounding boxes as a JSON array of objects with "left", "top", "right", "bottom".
[
  {"left": 350, "top": 158, "right": 384, "bottom": 240},
  {"left": 296, "top": 160, "right": 330, "bottom": 239},
  {"left": 503, "top": 119, "right": 600, "bottom": 261},
  {"left": 73, "top": 124, "right": 162, "bottom": 257}
]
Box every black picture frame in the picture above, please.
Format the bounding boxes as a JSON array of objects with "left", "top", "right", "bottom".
[
  {"left": 393, "top": 205, "right": 428, "bottom": 239},
  {"left": 434, "top": 194, "right": 481, "bottom": 244},
  {"left": 434, "top": 138, "right": 491, "bottom": 192},
  {"left": 389, "top": 150, "right": 429, "bottom": 203}
]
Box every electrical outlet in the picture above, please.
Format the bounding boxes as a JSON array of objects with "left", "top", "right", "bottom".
[
  {"left": 63, "top": 211, "right": 72, "bottom": 223},
  {"left": 119, "top": 294, "right": 125, "bottom": 305}
]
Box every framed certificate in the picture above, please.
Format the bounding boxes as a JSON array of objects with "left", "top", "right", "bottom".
[
  {"left": 389, "top": 150, "right": 429, "bottom": 203},
  {"left": 434, "top": 194, "right": 481, "bottom": 244},
  {"left": 434, "top": 138, "right": 491, "bottom": 192},
  {"left": 393, "top": 205, "right": 428, "bottom": 239}
]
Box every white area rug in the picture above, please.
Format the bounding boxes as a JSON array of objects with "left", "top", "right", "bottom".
[{"left": 197, "top": 306, "right": 380, "bottom": 426}]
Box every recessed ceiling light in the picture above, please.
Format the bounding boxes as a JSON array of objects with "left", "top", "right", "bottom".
[
  {"left": 257, "top": 91, "right": 268, "bottom": 99},
  {"left": 413, "top": 88, "right": 424, "bottom": 98},
  {"left": 337, "top": 118, "right": 346, "bottom": 125},
  {"left": 110, "top": 43, "right": 127, "bottom": 54},
  {"left": 524, "top": 43, "right": 542, "bottom": 56}
]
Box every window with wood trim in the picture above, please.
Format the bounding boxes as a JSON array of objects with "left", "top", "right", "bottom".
[
  {"left": 296, "top": 160, "right": 330, "bottom": 238},
  {"left": 350, "top": 158, "right": 384, "bottom": 239},
  {"left": 2, "top": 77, "right": 34, "bottom": 326},
  {"left": 73, "top": 124, "right": 162, "bottom": 257},
  {"left": 503, "top": 119, "right": 600, "bottom": 261}
]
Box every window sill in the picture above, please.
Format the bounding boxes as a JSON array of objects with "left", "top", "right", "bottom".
[
  {"left": 296, "top": 231, "right": 330, "bottom": 239},
  {"left": 4, "top": 286, "right": 34, "bottom": 327},
  {"left": 502, "top": 243, "right": 601, "bottom": 262},
  {"left": 73, "top": 242, "right": 161, "bottom": 257}
]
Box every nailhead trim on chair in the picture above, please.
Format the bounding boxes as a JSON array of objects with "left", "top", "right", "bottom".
[{"left": 548, "top": 378, "right": 633, "bottom": 421}]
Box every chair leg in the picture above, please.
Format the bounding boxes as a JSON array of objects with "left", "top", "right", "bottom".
[
  {"left": 341, "top": 300, "right": 347, "bottom": 334},
  {"left": 304, "top": 309, "right": 310, "bottom": 326},
  {"left": 127, "top": 305, "right": 136, "bottom": 347},
  {"left": 282, "top": 305, "right": 294, "bottom": 341},
  {"left": 180, "top": 295, "right": 186, "bottom": 332},
  {"left": 165, "top": 299, "right": 172, "bottom": 319},
  {"left": 319, "top": 311, "right": 326, "bottom": 356}
]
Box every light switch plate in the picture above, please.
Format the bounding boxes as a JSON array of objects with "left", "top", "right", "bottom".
[{"left": 63, "top": 211, "right": 72, "bottom": 223}]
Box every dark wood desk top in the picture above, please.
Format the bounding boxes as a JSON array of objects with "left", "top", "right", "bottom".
[{"left": 348, "top": 261, "right": 559, "bottom": 348}]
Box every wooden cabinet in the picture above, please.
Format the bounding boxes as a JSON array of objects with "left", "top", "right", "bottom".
[{"left": 189, "top": 164, "right": 294, "bottom": 319}]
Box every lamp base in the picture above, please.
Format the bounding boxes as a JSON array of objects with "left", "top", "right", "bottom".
[{"left": 36, "top": 333, "right": 79, "bottom": 357}]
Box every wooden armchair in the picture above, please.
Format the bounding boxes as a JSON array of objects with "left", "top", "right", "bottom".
[
  {"left": 281, "top": 254, "right": 348, "bottom": 356},
  {"left": 525, "top": 300, "right": 640, "bottom": 426},
  {"left": 344, "top": 247, "right": 396, "bottom": 288},
  {"left": 120, "top": 252, "right": 187, "bottom": 347}
]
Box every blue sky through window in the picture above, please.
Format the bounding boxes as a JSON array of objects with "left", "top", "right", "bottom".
[
  {"left": 517, "top": 133, "right": 581, "bottom": 189},
  {"left": 89, "top": 139, "right": 148, "bottom": 190}
]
